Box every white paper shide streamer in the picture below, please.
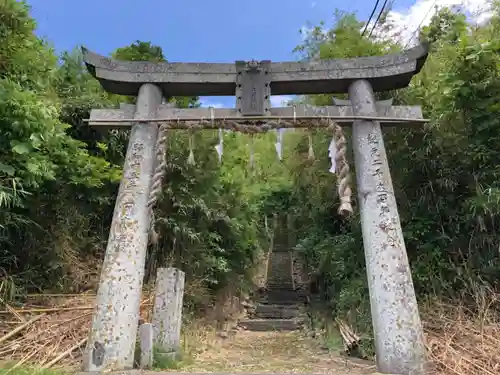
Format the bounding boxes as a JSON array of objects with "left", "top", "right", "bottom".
[
  {"left": 214, "top": 128, "right": 223, "bottom": 163},
  {"left": 187, "top": 132, "right": 195, "bottom": 165},
  {"left": 328, "top": 137, "right": 337, "bottom": 173},
  {"left": 274, "top": 128, "right": 284, "bottom": 161},
  {"left": 308, "top": 131, "right": 315, "bottom": 160}
]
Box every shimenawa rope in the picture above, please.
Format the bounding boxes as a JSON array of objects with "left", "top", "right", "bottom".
[
  {"left": 147, "top": 123, "right": 168, "bottom": 245},
  {"left": 147, "top": 117, "right": 353, "bottom": 245}
]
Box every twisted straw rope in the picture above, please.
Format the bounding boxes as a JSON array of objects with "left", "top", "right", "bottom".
[
  {"left": 330, "top": 122, "right": 353, "bottom": 216},
  {"left": 159, "top": 119, "right": 297, "bottom": 133},
  {"left": 147, "top": 123, "right": 168, "bottom": 245},
  {"left": 146, "top": 117, "right": 353, "bottom": 245}
]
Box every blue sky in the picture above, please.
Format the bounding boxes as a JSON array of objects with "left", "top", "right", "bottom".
[{"left": 27, "top": 0, "right": 419, "bottom": 108}]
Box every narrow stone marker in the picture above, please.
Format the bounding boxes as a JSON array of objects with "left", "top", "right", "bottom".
[
  {"left": 152, "top": 267, "right": 185, "bottom": 357},
  {"left": 139, "top": 323, "right": 154, "bottom": 369}
]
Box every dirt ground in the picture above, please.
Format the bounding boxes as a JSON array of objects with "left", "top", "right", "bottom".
[{"left": 180, "top": 330, "right": 376, "bottom": 374}]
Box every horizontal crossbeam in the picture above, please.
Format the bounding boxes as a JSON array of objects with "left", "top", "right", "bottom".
[
  {"left": 82, "top": 44, "right": 429, "bottom": 96},
  {"left": 86, "top": 104, "right": 426, "bottom": 130}
]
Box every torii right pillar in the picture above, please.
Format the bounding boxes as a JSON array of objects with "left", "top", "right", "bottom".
[{"left": 348, "top": 82, "right": 427, "bottom": 373}]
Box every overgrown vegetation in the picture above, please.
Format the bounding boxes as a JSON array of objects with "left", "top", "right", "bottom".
[
  {"left": 1, "top": 0, "right": 499, "bottom": 368},
  {"left": 0, "top": 364, "right": 67, "bottom": 375},
  {"left": 0, "top": 0, "right": 286, "bottom": 306},
  {"left": 284, "top": 4, "right": 500, "bottom": 355}
]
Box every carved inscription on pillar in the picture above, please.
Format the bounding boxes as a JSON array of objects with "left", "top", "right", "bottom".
[
  {"left": 367, "top": 129, "right": 397, "bottom": 236},
  {"left": 100, "top": 58, "right": 118, "bottom": 70},
  {"left": 110, "top": 140, "right": 145, "bottom": 244}
]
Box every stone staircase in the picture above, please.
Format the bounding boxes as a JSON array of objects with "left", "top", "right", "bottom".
[{"left": 239, "top": 249, "right": 303, "bottom": 331}]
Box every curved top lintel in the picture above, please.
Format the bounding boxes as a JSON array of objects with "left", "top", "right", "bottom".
[{"left": 81, "top": 43, "right": 429, "bottom": 96}]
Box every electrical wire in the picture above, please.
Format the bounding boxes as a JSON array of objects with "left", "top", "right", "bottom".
[
  {"left": 362, "top": 0, "right": 381, "bottom": 36},
  {"left": 403, "top": 0, "right": 439, "bottom": 49},
  {"left": 368, "top": 0, "right": 390, "bottom": 38}
]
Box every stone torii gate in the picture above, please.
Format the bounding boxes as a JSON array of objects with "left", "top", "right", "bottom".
[{"left": 81, "top": 44, "right": 429, "bottom": 375}]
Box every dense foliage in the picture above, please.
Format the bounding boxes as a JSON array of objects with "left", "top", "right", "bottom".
[
  {"left": 1, "top": 0, "right": 499, "bottom": 351},
  {"left": 0, "top": 0, "right": 281, "bottom": 305},
  {"left": 282, "top": 5, "right": 500, "bottom": 349}
]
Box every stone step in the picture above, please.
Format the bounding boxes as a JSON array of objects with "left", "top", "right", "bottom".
[
  {"left": 256, "top": 303, "right": 299, "bottom": 311},
  {"left": 259, "top": 300, "right": 300, "bottom": 306},
  {"left": 266, "top": 282, "right": 294, "bottom": 288},
  {"left": 238, "top": 319, "right": 299, "bottom": 331},
  {"left": 265, "top": 288, "right": 295, "bottom": 293},
  {"left": 255, "top": 304, "right": 300, "bottom": 319},
  {"left": 271, "top": 248, "right": 291, "bottom": 253},
  {"left": 266, "top": 278, "right": 294, "bottom": 285},
  {"left": 265, "top": 290, "right": 300, "bottom": 303}
]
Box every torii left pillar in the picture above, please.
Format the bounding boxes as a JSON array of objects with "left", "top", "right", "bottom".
[{"left": 82, "top": 84, "right": 163, "bottom": 372}]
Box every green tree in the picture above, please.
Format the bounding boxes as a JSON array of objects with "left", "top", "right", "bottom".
[
  {"left": 112, "top": 40, "right": 199, "bottom": 108},
  {"left": 419, "top": 6, "right": 467, "bottom": 45},
  {"left": 0, "top": 0, "right": 120, "bottom": 294}
]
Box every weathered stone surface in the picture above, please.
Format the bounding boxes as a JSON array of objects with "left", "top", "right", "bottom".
[
  {"left": 252, "top": 247, "right": 272, "bottom": 290},
  {"left": 82, "top": 44, "right": 429, "bottom": 96},
  {"left": 235, "top": 60, "right": 272, "bottom": 116},
  {"left": 349, "top": 79, "right": 426, "bottom": 375},
  {"left": 332, "top": 97, "right": 394, "bottom": 106},
  {"left": 238, "top": 318, "right": 299, "bottom": 331},
  {"left": 266, "top": 251, "right": 293, "bottom": 287},
  {"left": 263, "top": 291, "right": 300, "bottom": 305},
  {"left": 82, "top": 84, "right": 163, "bottom": 372},
  {"left": 255, "top": 304, "right": 299, "bottom": 319},
  {"left": 291, "top": 252, "right": 308, "bottom": 298},
  {"left": 152, "top": 268, "right": 185, "bottom": 354},
  {"left": 265, "top": 283, "right": 295, "bottom": 290},
  {"left": 88, "top": 103, "right": 425, "bottom": 129},
  {"left": 138, "top": 323, "right": 153, "bottom": 369}
]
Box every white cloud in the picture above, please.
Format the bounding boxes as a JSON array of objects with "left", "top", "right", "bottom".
[
  {"left": 299, "top": 1, "right": 494, "bottom": 49},
  {"left": 374, "top": 0, "right": 494, "bottom": 46},
  {"left": 199, "top": 99, "right": 224, "bottom": 108},
  {"left": 270, "top": 95, "right": 294, "bottom": 107}
]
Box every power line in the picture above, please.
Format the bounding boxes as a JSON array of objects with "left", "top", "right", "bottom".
[
  {"left": 403, "top": 0, "right": 439, "bottom": 49},
  {"left": 362, "top": 0, "right": 381, "bottom": 36},
  {"left": 368, "top": 0, "right": 390, "bottom": 38}
]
